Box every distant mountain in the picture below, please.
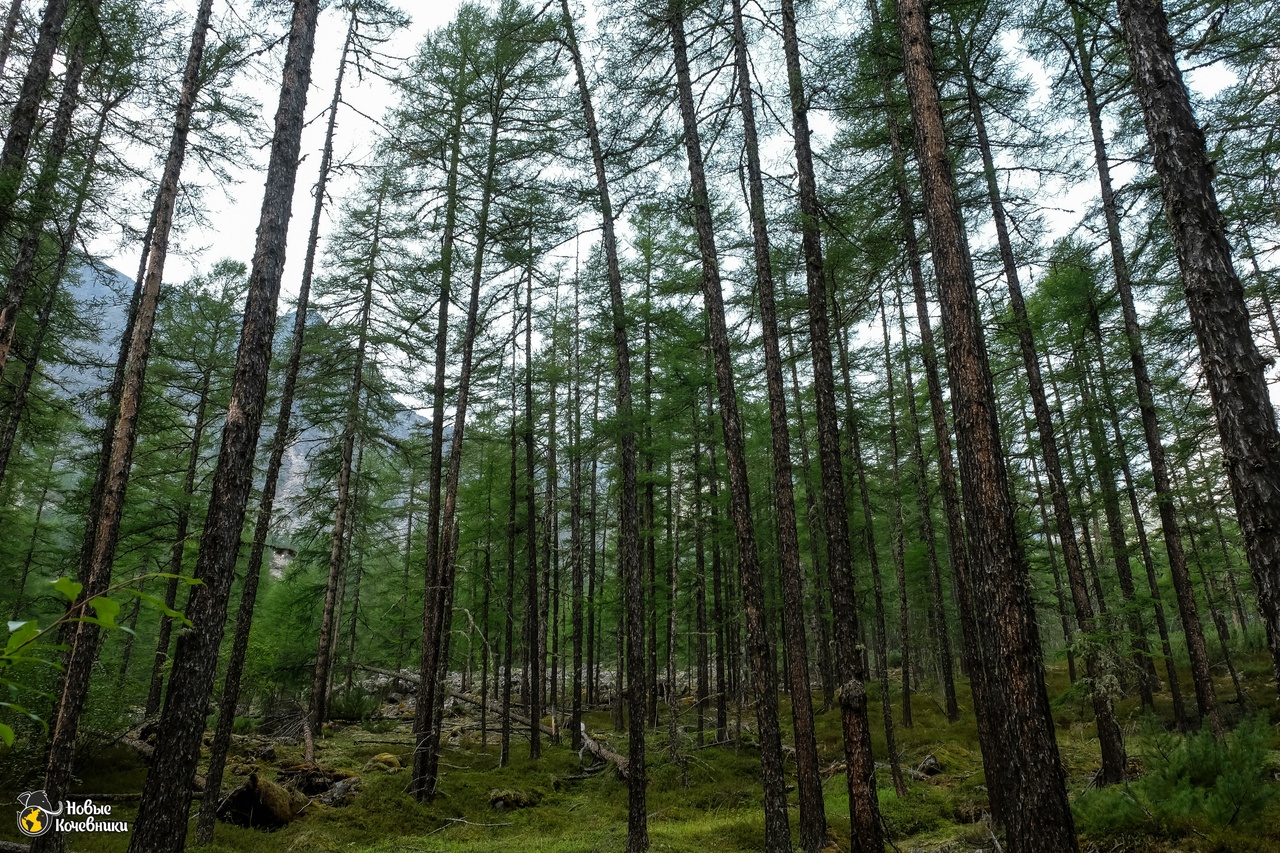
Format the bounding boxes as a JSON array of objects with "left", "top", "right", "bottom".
[{"left": 55, "top": 259, "right": 430, "bottom": 545}]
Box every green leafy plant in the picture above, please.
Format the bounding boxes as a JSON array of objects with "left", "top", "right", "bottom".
[
  {"left": 1074, "top": 716, "right": 1279, "bottom": 841},
  {"left": 1, "top": 572, "right": 201, "bottom": 747}
]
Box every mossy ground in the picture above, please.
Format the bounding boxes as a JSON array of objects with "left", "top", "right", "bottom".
[{"left": 3, "top": 653, "right": 1278, "bottom": 852}]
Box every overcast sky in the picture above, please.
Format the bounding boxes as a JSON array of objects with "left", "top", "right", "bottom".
[
  {"left": 102, "top": 0, "right": 461, "bottom": 298},
  {"left": 101, "top": 1, "right": 1236, "bottom": 307}
]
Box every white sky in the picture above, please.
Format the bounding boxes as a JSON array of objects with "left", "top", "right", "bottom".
[{"left": 103, "top": 0, "right": 461, "bottom": 297}]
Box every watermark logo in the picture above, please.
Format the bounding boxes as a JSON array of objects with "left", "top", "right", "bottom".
[
  {"left": 15, "top": 792, "right": 129, "bottom": 837},
  {"left": 16, "top": 791, "right": 60, "bottom": 838}
]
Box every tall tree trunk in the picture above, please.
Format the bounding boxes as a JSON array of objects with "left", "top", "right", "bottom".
[
  {"left": 312, "top": 186, "right": 382, "bottom": 731},
  {"left": 502, "top": 326, "right": 518, "bottom": 767},
  {"left": 195, "top": 15, "right": 356, "bottom": 838},
  {"left": 959, "top": 37, "right": 1126, "bottom": 785},
  {"left": 709, "top": 421, "right": 727, "bottom": 742},
  {"left": 834, "top": 297, "right": 905, "bottom": 797},
  {"left": 0, "top": 0, "right": 72, "bottom": 240},
  {"left": 778, "top": 1, "right": 884, "bottom": 847},
  {"left": 0, "top": 92, "right": 112, "bottom": 490},
  {"left": 895, "top": 0, "right": 1078, "bottom": 847},
  {"left": 0, "top": 39, "right": 83, "bottom": 379},
  {"left": 1115, "top": 0, "right": 1280, "bottom": 695},
  {"left": 894, "top": 288, "right": 959, "bottom": 719},
  {"left": 145, "top": 352, "right": 217, "bottom": 717},
  {"left": 728, "top": 0, "right": 824, "bottom": 843},
  {"left": 412, "top": 56, "right": 468, "bottom": 792},
  {"left": 522, "top": 242, "right": 541, "bottom": 759},
  {"left": 34, "top": 5, "right": 216, "bottom": 850},
  {"left": 0, "top": 0, "right": 23, "bottom": 78},
  {"left": 125, "top": 3, "right": 320, "bottom": 850},
  {"left": 785, "top": 326, "right": 835, "bottom": 713},
  {"left": 586, "top": 372, "right": 600, "bottom": 706},
  {"left": 412, "top": 67, "right": 503, "bottom": 796},
  {"left": 669, "top": 8, "right": 789, "bottom": 849},
  {"left": 1026, "top": 434, "right": 1078, "bottom": 684},
  {"left": 571, "top": 276, "right": 584, "bottom": 750},
  {"left": 1073, "top": 327, "right": 1155, "bottom": 706},
  {"left": 880, "top": 286, "right": 913, "bottom": 729},
  {"left": 868, "top": 0, "right": 985, "bottom": 753},
  {"left": 560, "top": 5, "right": 648, "bottom": 847},
  {"left": 693, "top": 415, "right": 709, "bottom": 746},
  {"left": 1067, "top": 0, "right": 1215, "bottom": 725}
]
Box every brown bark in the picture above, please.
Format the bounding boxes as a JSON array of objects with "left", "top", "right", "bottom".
[
  {"left": 560, "top": 4, "right": 648, "bottom": 846},
  {"left": 894, "top": 288, "right": 958, "bottom": 720},
  {"left": 1109, "top": 0, "right": 1252, "bottom": 720},
  {"left": 413, "top": 31, "right": 469, "bottom": 798},
  {"left": 413, "top": 60, "right": 503, "bottom": 796},
  {"left": 668, "top": 6, "right": 788, "bottom": 849},
  {"left": 125, "top": 3, "right": 320, "bottom": 850},
  {"left": 1074, "top": 325, "right": 1155, "bottom": 707},
  {"left": 0, "top": 0, "right": 22, "bottom": 77},
  {"left": 0, "top": 39, "right": 83, "bottom": 378},
  {"left": 0, "top": 0, "right": 72, "bottom": 240},
  {"left": 958, "top": 35, "right": 1125, "bottom": 785},
  {"left": 144, "top": 326, "right": 220, "bottom": 716},
  {"left": 522, "top": 242, "right": 541, "bottom": 759},
  {"left": 571, "top": 277, "right": 584, "bottom": 751},
  {"left": 895, "top": 0, "right": 1078, "bottom": 847},
  {"left": 312, "top": 185, "right": 382, "bottom": 730},
  {"left": 502, "top": 327, "right": 518, "bottom": 767},
  {"left": 880, "top": 286, "right": 913, "bottom": 729},
  {"left": 34, "top": 6, "right": 215, "bottom": 851},
  {"left": 195, "top": 15, "right": 356, "bottom": 840},
  {"left": 834, "top": 300, "right": 905, "bottom": 798},
  {"left": 867, "top": 0, "right": 975, "bottom": 739},
  {"left": 0, "top": 92, "right": 112, "bottom": 490},
  {"left": 778, "top": 1, "right": 884, "bottom": 847},
  {"left": 729, "top": 0, "right": 824, "bottom": 844}
]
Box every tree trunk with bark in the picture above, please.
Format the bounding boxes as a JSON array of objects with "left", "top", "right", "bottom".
[
  {"left": 312, "top": 186, "right": 382, "bottom": 731},
  {"left": 1113, "top": 0, "right": 1280, "bottom": 706},
  {"left": 958, "top": 38, "right": 1126, "bottom": 786},
  {"left": 33, "top": 6, "right": 215, "bottom": 850},
  {"left": 195, "top": 14, "right": 357, "bottom": 839},
  {"left": 0, "top": 39, "right": 84, "bottom": 378},
  {"left": 125, "top": 4, "right": 320, "bottom": 850},
  {"left": 728, "top": 0, "right": 824, "bottom": 843},
  {"left": 895, "top": 0, "right": 1078, "bottom": 847},
  {"left": 669, "top": 7, "right": 789, "bottom": 849},
  {"left": 560, "top": 4, "right": 648, "bottom": 846},
  {"left": 0, "top": 0, "right": 72, "bottom": 240}
]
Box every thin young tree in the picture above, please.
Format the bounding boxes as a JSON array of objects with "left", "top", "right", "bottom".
[{"left": 559, "top": 2, "right": 648, "bottom": 848}]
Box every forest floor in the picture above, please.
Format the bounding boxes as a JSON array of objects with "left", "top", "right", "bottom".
[{"left": 3, "top": 654, "right": 1279, "bottom": 853}]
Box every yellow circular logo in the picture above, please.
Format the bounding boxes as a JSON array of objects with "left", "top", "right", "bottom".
[
  {"left": 15, "top": 791, "right": 59, "bottom": 838},
  {"left": 18, "top": 806, "right": 49, "bottom": 837}
]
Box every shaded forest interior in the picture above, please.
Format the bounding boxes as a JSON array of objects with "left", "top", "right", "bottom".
[{"left": 0, "top": 0, "right": 1279, "bottom": 852}]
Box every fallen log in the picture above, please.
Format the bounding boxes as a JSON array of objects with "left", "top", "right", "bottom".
[
  {"left": 578, "top": 722, "right": 630, "bottom": 779},
  {"left": 447, "top": 690, "right": 554, "bottom": 739}
]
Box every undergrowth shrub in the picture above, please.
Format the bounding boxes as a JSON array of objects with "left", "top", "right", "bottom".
[
  {"left": 1074, "top": 715, "right": 1278, "bottom": 842},
  {"left": 327, "top": 689, "right": 380, "bottom": 722}
]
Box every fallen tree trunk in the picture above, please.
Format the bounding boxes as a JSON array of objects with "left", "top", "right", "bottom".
[
  {"left": 448, "top": 689, "right": 554, "bottom": 739},
  {"left": 578, "top": 722, "right": 630, "bottom": 779}
]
